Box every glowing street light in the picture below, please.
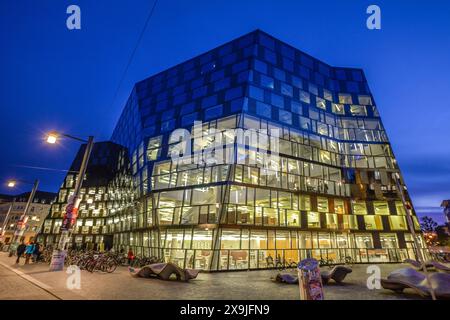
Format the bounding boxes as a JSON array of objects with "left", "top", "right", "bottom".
[
  {"left": 46, "top": 130, "right": 94, "bottom": 271},
  {"left": 46, "top": 132, "right": 58, "bottom": 144},
  {"left": 4, "top": 178, "right": 39, "bottom": 255}
]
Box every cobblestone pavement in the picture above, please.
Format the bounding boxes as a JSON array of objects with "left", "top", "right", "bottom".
[{"left": 0, "top": 252, "right": 427, "bottom": 300}]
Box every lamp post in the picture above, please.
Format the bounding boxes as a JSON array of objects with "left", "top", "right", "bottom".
[
  {"left": 6, "top": 179, "right": 40, "bottom": 255},
  {"left": 46, "top": 131, "right": 94, "bottom": 271},
  {"left": 0, "top": 197, "right": 16, "bottom": 242}
]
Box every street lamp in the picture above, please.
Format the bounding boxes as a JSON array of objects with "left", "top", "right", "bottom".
[
  {"left": 46, "top": 132, "right": 58, "bottom": 144},
  {"left": 46, "top": 131, "right": 94, "bottom": 271},
  {"left": 5, "top": 178, "right": 40, "bottom": 255}
]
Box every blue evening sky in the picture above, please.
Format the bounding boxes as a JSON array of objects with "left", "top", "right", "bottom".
[{"left": 0, "top": 0, "right": 449, "bottom": 223}]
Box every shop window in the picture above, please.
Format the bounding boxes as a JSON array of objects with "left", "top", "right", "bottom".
[
  {"left": 355, "top": 234, "right": 373, "bottom": 248},
  {"left": 250, "top": 230, "right": 267, "bottom": 249},
  {"left": 298, "top": 231, "right": 312, "bottom": 248},
  {"left": 192, "top": 229, "right": 212, "bottom": 249},
  {"left": 380, "top": 233, "right": 398, "bottom": 248},
  {"left": 336, "top": 234, "right": 349, "bottom": 248},
  {"left": 221, "top": 229, "right": 241, "bottom": 249},
  {"left": 318, "top": 233, "right": 331, "bottom": 248},
  {"left": 275, "top": 231, "right": 290, "bottom": 249}
]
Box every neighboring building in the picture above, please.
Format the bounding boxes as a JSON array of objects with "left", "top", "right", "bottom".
[
  {"left": 38, "top": 141, "right": 133, "bottom": 250},
  {"left": 42, "top": 30, "right": 426, "bottom": 270},
  {"left": 0, "top": 191, "right": 56, "bottom": 245}
]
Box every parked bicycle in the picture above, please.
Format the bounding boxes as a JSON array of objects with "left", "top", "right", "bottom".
[{"left": 318, "top": 257, "right": 334, "bottom": 267}]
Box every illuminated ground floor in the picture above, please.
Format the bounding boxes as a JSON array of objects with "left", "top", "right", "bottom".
[{"left": 109, "top": 228, "right": 428, "bottom": 271}]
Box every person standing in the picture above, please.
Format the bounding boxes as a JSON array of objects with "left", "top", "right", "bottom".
[
  {"left": 15, "top": 241, "right": 26, "bottom": 264},
  {"left": 33, "top": 242, "right": 41, "bottom": 262},
  {"left": 24, "top": 242, "right": 35, "bottom": 264}
]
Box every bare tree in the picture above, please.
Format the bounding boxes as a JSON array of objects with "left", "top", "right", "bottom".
[{"left": 420, "top": 216, "right": 438, "bottom": 232}]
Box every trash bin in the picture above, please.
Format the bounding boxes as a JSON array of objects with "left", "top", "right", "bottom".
[{"left": 297, "top": 258, "right": 324, "bottom": 300}]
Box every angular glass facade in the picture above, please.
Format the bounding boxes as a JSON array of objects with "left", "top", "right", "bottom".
[{"left": 41, "top": 30, "right": 427, "bottom": 270}]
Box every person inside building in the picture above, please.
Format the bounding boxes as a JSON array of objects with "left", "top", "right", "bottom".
[{"left": 127, "top": 248, "right": 134, "bottom": 265}]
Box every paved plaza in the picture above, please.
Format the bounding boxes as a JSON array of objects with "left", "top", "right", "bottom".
[{"left": 0, "top": 252, "right": 427, "bottom": 300}]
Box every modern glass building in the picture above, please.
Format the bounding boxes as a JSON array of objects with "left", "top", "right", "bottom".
[
  {"left": 41, "top": 30, "right": 427, "bottom": 270},
  {"left": 40, "top": 141, "right": 133, "bottom": 250}
]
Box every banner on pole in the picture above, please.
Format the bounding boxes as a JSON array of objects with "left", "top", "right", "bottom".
[{"left": 49, "top": 250, "right": 66, "bottom": 271}]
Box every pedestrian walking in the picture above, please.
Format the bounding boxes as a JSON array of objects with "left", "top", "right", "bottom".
[
  {"left": 24, "top": 242, "right": 35, "bottom": 264},
  {"left": 15, "top": 241, "right": 26, "bottom": 264}
]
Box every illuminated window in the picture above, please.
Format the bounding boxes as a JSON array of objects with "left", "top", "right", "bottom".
[
  {"left": 355, "top": 234, "right": 373, "bottom": 248},
  {"left": 350, "top": 105, "right": 367, "bottom": 116},
  {"left": 299, "top": 195, "right": 311, "bottom": 210},
  {"left": 316, "top": 97, "right": 326, "bottom": 110},
  {"left": 339, "top": 94, "right": 353, "bottom": 104},
  {"left": 317, "top": 197, "right": 329, "bottom": 212},
  {"left": 342, "top": 215, "right": 358, "bottom": 230},
  {"left": 326, "top": 214, "right": 338, "bottom": 229},
  {"left": 395, "top": 201, "right": 406, "bottom": 215},
  {"left": 334, "top": 199, "right": 345, "bottom": 214},
  {"left": 380, "top": 233, "right": 398, "bottom": 248},
  {"left": 332, "top": 103, "right": 345, "bottom": 114},
  {"left": 287, "top": 210, "right": 300, "bottom": 226},
  {"left": 307, "top": 212, "right": 321, "bottom": 228},
  {"left": 373, "top": 201, "right": 390, "bottom": 215},
  {"left": 364, "top": 215, "right": 383, "bottom": 230},
  {"left": 352, "top": 201, "right": 367, "bottom": 215},
  {"left": 389, "top": 216, "right": 407, "bottom": 230}
]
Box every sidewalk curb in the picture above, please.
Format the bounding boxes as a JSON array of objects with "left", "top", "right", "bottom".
[{"left": 0, "top": 260, "right": 62, "bottom": 300}]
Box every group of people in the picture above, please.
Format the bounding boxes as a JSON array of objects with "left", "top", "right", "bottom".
[{"left": 15, "top": 240, "right": 42, "bottom": 264}]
